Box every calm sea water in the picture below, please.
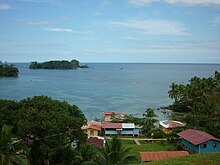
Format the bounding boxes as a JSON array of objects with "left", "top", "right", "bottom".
[{"left": 0, "top": 63, "right": 219, "bottom": 119}]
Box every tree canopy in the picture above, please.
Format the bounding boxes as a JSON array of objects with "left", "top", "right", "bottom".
[
  {"left": 0, "top": 62, "right": 19, "bottom": 77},
  {"left": 29, "top": 59, "right": 87, "bottom": 69},
  {"left": 0, "top": 96, "right": 87, "bottom": 165},
  {"left": 168, "top": 71, "right": 220, "bottom": 138}
]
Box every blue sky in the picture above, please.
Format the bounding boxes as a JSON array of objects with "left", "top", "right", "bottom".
[{"left": 0, "top": 0, "right": 220, "bottom": 63}]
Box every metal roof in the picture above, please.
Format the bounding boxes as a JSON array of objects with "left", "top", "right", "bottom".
[
  {"left": 122, "top": 123, "right": 135, "bottom": 128},
  {"left": 177, "top": 129, "right": 220, "bottom": 145},
  {"left": 159, "top": 120, "right": 186, "bottom": 129},
  {"left": 140, "top": 151, "right": 189, "bottom": 162}
]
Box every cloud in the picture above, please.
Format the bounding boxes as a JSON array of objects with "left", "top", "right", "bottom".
[
  {"left": 0, "top": 3, "right": 11, "bottom": 10},
  {"left": 164, "top": 0, "right": 220, "bottom": 6},
  {"left": 110, "top": 19, "right": 189, "bottom": 35},
  {"left": 17, "top": 0, "right": 63, "bottom": 6},
  {"left": 27, "top": 20, "right": 57, "bottom": 25},
  {"left": 211, "top": 16, "right": 220, "bottom": 26},
  {"left": 127, "top": 0, "right": 159, "bottom": 6},
  {"left": 44, "top": 27, "right": 74, "bottom": 32},
  {"left": 44, "top": 27, "right": 85, "bottom": 34},
  {"left": 127, "top": 0, "right": 220, "bottom": 6}
]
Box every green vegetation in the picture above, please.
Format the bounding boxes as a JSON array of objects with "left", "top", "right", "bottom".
[
  {"left": 0, "top": 125, "right": 28, "bottom": 165},
  {"left": 147, "top": 152, "right": 220, "bottom": 165},
  {"left": 142, "top": 108, "right": 158, "bottom": 134},
  {"left": 0, "top": 62, "right": 19, "bottom": 77},
  {"left": 99, "top": 137, "right": 136, "bottom": 165},
  {"left": 168, "top": 71, "right": 220, "bottom": 138},
  {"left": 0, "top": 96, "right": 86, "bottom": 165},
  {"left": 29, "top": 59, "right": 89, "bottom": 69}
]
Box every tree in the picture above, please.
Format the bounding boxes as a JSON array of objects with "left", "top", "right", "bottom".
[
  {"left": 15, "top": 96, "right": 87, "bottom": 165},
  {"left": 74, "top": 144, "right": 99, "bottom": 165},
  {"left": 98, "top": 137, "right": 136, "bottom": 165},
  {"left": 0, "top": 64, "right": 19, "bottom": 77},
  {"left": 0, "top": 125, "right": 28, "bottom": 165},
  {"left": 0, "top": 96, "right": 87, "bottom": 165},
  {"left": 142, "top": 108, "right": 158, "bottom": 133}
]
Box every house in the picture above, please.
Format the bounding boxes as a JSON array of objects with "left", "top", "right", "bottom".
[
  {"left": 81, "top": 121, "right": 102, "bottom": 137},
  {"left": 159, "top": 120, "right": 186, "bottom": 134},
  {"left": 102, "top": 123, "right": 140, "bottom": 136},
  {"left": 177, "top": 129, "right": 220, "bottom": 153},
  {"left": 103, "top": 112, "right": 126, "bottom": 123},
  {"left": 140, "top": 151, "right": 189, "bottom": 162}
]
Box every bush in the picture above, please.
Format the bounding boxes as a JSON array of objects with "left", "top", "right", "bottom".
[{"left": 147, "top": 130, "right": 166, "bottom": 138}]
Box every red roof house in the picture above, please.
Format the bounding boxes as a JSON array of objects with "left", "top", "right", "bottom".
[{"left": 177, "top": 129, "right": 220, "bottom": 153}]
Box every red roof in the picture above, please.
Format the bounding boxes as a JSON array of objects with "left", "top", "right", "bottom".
[
  {"left": 102, "top": 123, "right": 122, "bottom": 129},
  {"left": 88, "top": 137, "right": 104, "bottom": 148},
  {"left": 140, "top": 151, "right": 189, "bottom": 162},
  {"left": 177, "top": 129, "right": 220, "bottom": 145},
  {"left": 81, "top": 121, "right": 101, "bottom": 131}
]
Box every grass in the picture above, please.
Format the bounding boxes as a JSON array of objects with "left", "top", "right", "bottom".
[
  {"left": 121, "top": 140, "right": 178, "bottom": 163},
  {"left": 147, "top": 152, "right": 220, "bottom": 165}
]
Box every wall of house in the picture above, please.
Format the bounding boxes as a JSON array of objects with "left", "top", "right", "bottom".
[
  {"left": 105, "top": 130, "right": 118, "bottom": 135},
  {"left": 159, "top": 126, "right": 172, "bottom": 134},
  {"left": 181, "top": 139, "right": 220, "bottom": 153},
  {"left": 105, "top": 128, "right": 140, "bottom": 136},
  {"left": 199, "top": 140, "right": 220, "bottom": 153},
  {"left": 87, "top": 129, "right": 99, "bottom": 137},
  {"left": 181, "top": 139, "right": 199, "bottom": 153}
]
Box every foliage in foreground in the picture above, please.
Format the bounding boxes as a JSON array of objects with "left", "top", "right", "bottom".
[
  {"left": 98, "top": 137, "right": 136, "bottom": 165},
  {"left": 0, "top": 96, "right": 87, "bottom": 165},
  {"left": 0, "top": 125, "right": 28, "bottom": 165}
]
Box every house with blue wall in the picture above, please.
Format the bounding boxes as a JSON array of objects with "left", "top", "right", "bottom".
[
  {"left": 102, "top": 123, "right": 140, "bottom": 136},
  {"left": 177, "top": 129, "right": 220, "bottom": 153}
]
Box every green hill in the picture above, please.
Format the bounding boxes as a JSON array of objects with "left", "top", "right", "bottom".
[{"left": 146, "top": 152, "right": 220, "bottom": 165}]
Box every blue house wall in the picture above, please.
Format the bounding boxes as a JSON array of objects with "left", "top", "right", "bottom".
[
  {"left": 180, "top": 139, "right": 220, "bottom": 153},
  {"left": 105, "top": 128, "right": 140, "bottom": 136}
]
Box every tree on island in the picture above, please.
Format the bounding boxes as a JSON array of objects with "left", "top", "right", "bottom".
[
  {"left": 29, "top": 59, "right": 88, "bottom": 70},
  {"left": 0, "top": 61, "right": 19, "bottom": 77}
]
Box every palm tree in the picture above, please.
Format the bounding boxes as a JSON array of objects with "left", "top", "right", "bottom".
[
  {"left": 74, "top": 144, "right": 99, "bottom": 165},
  {"left": 142, "top": 108, "right": 158, "bottom": 132},
  {"left": 98, "top": 137, "right": 135, "bottom": 165},
  {"left": 0, "top": 125, "right": 28, "bottom": 165}
]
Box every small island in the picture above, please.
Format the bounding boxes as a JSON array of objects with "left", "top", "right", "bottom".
[
  {"left": 29, "top": 59, "right": 89, "bottom": 70},
  {"left": 0, "top": 62, "right": 19, "bottom": 77}
]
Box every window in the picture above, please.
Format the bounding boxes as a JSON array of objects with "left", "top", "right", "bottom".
[
  {"left": 213, "top": 142, "right": 217, "bottom": 148},
  {"left": 201, "top": 143, "right": 207, "bottom": 148}
]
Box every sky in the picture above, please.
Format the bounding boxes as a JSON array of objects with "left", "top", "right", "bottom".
[{"left": 0, "top": 0, "right": 220, "bottom": 63}]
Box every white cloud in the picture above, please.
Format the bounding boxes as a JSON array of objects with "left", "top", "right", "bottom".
[
  {"left": 110, "top": 19, "right": 189, "bottom": 35},
  {"left": 211, "top": 16, "right": 220, "bottom": 26},
  {"left": 165, "top": 0, "right": 220, "bottom": 5},
  {"left": 127, "top": 0, "right": 220, "bottom": 6},
  {"left": 44, "top": 27, "right": 74, "bottom": 33},
  {"left": 0, "top": 3, "right": 11, "bottom": 10},
  {"left": 127, "top": 0, "right": 159, "bottom": 6},
  {"left": 44, "top": 27, "right": 85, "bottom": 34},
  {"left": 27, "top": 20, "right": 57, "bottom": 25}
]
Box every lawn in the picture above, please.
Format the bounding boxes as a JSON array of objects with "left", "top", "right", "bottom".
[
  {"left": 121, "top": 140, "right": 178, "bottom": 162},
  {"left": 147, "top": 152, "right": 220, "bottom": 165}
]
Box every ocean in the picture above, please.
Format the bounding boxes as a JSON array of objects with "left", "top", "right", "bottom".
[{"left": 0, "top": 63, "right": 219, "bottom": 120}]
